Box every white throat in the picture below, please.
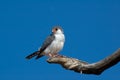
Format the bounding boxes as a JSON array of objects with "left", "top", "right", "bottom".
[{"left": 55, "top": 29, "right": 63, "bottom": 34}]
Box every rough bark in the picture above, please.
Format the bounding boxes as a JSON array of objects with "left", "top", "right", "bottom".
[{"left": 47, "top": 48, "right": 120, "bottom": 75}]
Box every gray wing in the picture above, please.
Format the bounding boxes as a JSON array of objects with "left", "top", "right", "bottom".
[
  {"left": 35, "top": 33, "right": 55, "bottom": 59},
  {"left": 39, "top": 33, "right": 55, "bottom": 53},
  {"left": 26, "top": 33, "right": 55, "bottom": 60}
]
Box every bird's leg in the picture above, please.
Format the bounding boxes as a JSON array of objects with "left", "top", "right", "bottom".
[
  {"left": 45, "top": 53, "right": 52, "bottom": 58},
  {"left": 53, "top": 53, "right": 58, "bottom": 56},
  {"left": 45, "top": 53, "right": 57, "bottom": 58},
  {"left": 53, "top": 53, "right": 64, "bottom": 58},
  {"left": 47, "top": 53, "right": 57, "bottom": 58},
  {"left": 46, "top": 53, "right": 64, "bottom": 58}
]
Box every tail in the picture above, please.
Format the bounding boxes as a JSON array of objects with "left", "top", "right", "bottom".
[
  {"left": 26, "top": 51, "right": 40, "bottom": 59},
  {"left": 35, "top": 53, "right": 44, "bottom": 59}
]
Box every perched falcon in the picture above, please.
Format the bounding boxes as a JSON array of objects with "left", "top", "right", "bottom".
[{"left": 26, "top": 26, "right": 65, "bottom": 59}]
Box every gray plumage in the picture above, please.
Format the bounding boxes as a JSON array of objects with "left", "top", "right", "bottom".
[
  {"left": 35, "top": 33, "right": 55, "bottom": 59},
  {"left": 26, "top": 26, "right": 65, "bottom": 60},
  {"left": 26, "top": 33, "right": 55, "bottom": 59}
]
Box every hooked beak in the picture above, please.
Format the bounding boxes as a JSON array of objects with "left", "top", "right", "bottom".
[{"left": 52, "top": 29, "right": 56, "bottom": 33}]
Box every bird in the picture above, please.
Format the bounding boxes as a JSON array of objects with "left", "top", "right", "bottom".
[{"left": 25, "top": 26, "right": 65, "bottom": 59}]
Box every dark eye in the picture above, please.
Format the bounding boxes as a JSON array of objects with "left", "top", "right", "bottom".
[{"left": 55, "top": 28, "right": 58, "bottom": 31}]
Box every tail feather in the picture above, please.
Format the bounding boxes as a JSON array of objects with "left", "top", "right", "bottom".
[
  {"left": 26, "top": 51, "right": 40, "bottom": 59},
  {"left": 35, "top": 54, "right": 44, "bottom": 59}
]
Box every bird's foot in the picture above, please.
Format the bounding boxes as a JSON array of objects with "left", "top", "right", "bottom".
[
  {"left": 47, "top": 53, "right": 65, "bottom": 58},
  {"left": 53, "top": 53, "right": 64, "bottom": 58}
]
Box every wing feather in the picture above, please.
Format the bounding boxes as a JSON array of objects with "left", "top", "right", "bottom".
[{"left": 35, "top": 33, "right": 55, "bottom": 59}]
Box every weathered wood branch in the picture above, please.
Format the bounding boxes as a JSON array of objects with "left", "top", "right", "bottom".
[{"left": 47, "top": 48, "right": 120, "bottom": 75}]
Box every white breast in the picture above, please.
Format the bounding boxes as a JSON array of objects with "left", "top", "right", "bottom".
[{"left": 44, "top": 33, "right": 65, "bottom": 54}]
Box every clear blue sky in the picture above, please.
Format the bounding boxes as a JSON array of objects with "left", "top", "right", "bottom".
[{"left": 0, "top": 0, "right": 120, "bottom": 80}]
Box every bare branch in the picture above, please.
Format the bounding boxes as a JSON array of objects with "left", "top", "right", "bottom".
[{"left": 47, "top": 48, "right": 120, "bottom": 75}]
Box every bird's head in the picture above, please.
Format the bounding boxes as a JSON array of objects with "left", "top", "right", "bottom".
[{"left": 52, "top": 26, "right": 64, "bottom": 34}]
